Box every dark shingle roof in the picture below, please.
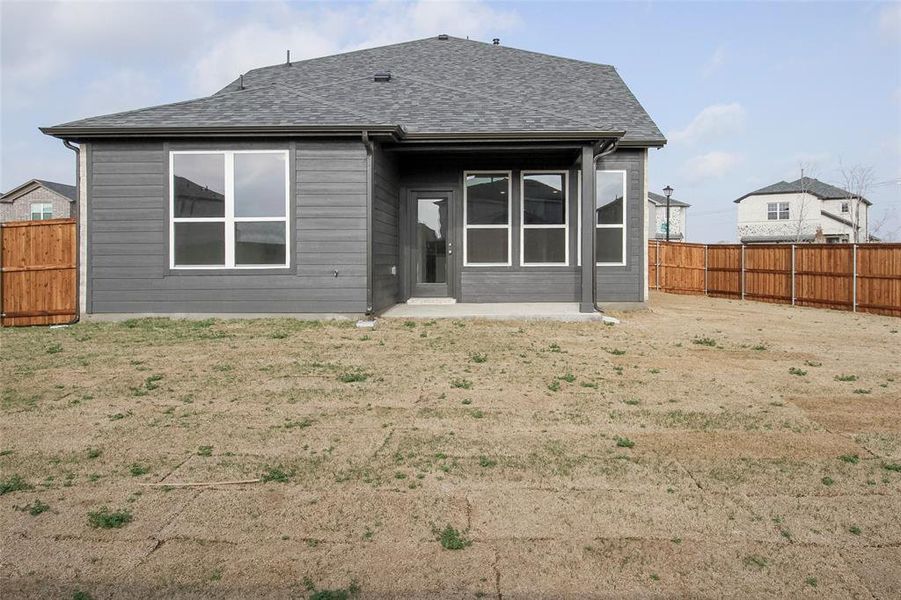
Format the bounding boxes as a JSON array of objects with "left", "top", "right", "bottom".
[
  {"left": 1, "top": 179, "right": 76, "bottom": 203},
  {"left": 43, "top": 36, "right": 665, "bottom": 145},
  {"left": 648, "top": 191, "right": 690, "bottom": 207},
  {"left": 735, "top": 177, "right": 871, "bottom": 205}
]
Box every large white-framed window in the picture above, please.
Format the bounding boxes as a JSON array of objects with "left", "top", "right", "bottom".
[
  {"left": 520, "top": 171, "right": 568, "bottom": 266},
  {"left": 30, "top": 202, "right": 53, "bottom": 220},
  {"left": 767, "top": 201, "right": 789, "bottom": 220},
  {"left": 595, "top": 170, "right": 627, "bottom": 266},
  {"left": 463, "top": 171, "right": 512, "bottom": 267},
  {"left": 169, "top": 150, "right": 290, "bottom": 270}
]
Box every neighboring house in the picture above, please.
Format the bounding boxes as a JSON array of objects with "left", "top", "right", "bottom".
[
  {"left": 647, "top": 192, "right": 690, "bottom": 241},
  {"left": 40, "top": 35, "right": 665, "bottom": 317},
  {"left": 735, "top": 177, "right": 870, "bottom": 244},
  {"left": 0, "top": 179, "right": 76, "bottom": 223}
]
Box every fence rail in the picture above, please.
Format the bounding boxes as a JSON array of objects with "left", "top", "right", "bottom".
[
  {"left": 648, "top": 241, "right": 901, "bottom": 317},
  {"left": 1, "top": 219, "right": 77, "bottom": 327}
]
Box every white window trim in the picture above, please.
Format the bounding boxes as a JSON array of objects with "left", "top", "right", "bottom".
[
  {"left": 169, "top": 150, "right": 290, "bottom": 270},
  {"left": 767, "top": 201, "right": 790, "bottom": 221},
  {"left": 463, "top": 170, "right": 512, "bottom": 267},
  {"left": 31, "top": 202, "right": 52, "bottom": 220},
  {"left": 520, "top": 170, "right": 569, "bottom": 267},
  {"left": 596, "top": 169, "right": 627, "bottom": 266}
]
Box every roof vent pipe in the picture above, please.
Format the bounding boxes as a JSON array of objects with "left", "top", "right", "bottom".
[
  {"left": 492, "top": 38, "right": 500, "bottom": 45},
  {"left": 373, "top": 71, "right": 391, "bottom": 82},
  {"left": 286, "top": 50, "right": 291, "bottom": 66},
  {"left": 239, "top": 74, "right": 245, "bottom": 90}
]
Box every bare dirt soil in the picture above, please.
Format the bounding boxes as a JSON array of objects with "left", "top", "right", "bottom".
[{"left": 1, "top": 292, "right": 900, "bottom": 599}]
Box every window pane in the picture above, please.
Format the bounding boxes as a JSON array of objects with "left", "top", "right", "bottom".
[
  {"left": 596, "top": 227, "right": 623, "bottom": 263},
  {"left": 466, "top": 174, "right": 509, "bottom": 225},
  {"left": 234, "top": 153, "right": 287, "bottom": 218},
  {"left": 466, "top": 228, "right": 508, "bottom": 264},
  {"left": 523, "top": 228, "right": 565, "bottom": 263},
  {"left": 174, "top": 222, "right": 225, "bottom": 265},
  {"left": 235, "top": 222, "right": 286, "bottom": 265},
  {"left": 523, "top": 173, "right": 565, "bottom": 225},
  {"left": 596, "top": 171, "right": 625, "bottom": 225},
  {"left": 173, "top": 154, "right": 225, "bottom": 217},
  {"left": 417, "top": 198, "right": 447, "bottom": 283}
]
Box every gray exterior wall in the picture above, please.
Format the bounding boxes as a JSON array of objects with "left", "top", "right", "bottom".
[
  {"left": 397, "top": 148, "right": 646, "bottom": 303},
  {"left": 398, "top": 151, "right": 583, "bottom": 303},
  {"left": 371, "top": 144, "right": 401, "bottom": 312},
  {"left": 84, "top": 141, "right": 646, "bottom": 314},
  {"left": 86, "top": 139, "right": 368, "bottom": 314},
  {"left": 0, "top": 186, "right": 75, "bottom": 223},
  {"left": 595, "top": 148, "right": 646, "bottom": 302}
]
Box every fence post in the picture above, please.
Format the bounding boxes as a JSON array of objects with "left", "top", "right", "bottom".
[
  {"left": 655, "top": 240, "right": 660, "bottom": 290},
  {"left": 790, "top": 244, "right": 796, "bottom": 306},
  {"left": 704, "top": 244, "right": 708, "bottom": 296},
  {"left": 852, "top": 244, "right": 857, "bottom": 312},
  {"left": 740, "top": 244, "right": 745, "bottom": 300}
]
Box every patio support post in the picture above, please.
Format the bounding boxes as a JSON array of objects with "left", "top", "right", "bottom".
[{"left": 579, "top": 144, "right": 596, "bottom": 312}]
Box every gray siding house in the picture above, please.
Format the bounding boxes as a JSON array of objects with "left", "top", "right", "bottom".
[
  {"left": 42, "top": 36, "right": 665, "bottom": 316},
  {"left": 1, "top": 179, "right": 76, "bottom": 223}
]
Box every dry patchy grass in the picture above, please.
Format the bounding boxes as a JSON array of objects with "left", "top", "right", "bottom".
[{"left": 1, "top": 292, "right": 899, "bottom": 598}]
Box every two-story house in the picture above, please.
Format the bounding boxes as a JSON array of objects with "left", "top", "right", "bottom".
[
  {"left": 734, "top": 177, "right": 870, "bottom": 244},
  {"left": 0, "top": 179, "right": 77, "bottom": 223},
  {"left": 647, "top": 191, "right": 690, "bottom": 241}
]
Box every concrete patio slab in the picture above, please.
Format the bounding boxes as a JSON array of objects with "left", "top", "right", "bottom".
[{"left": 380, "top": 302, "right": 609, "bottom": 321}]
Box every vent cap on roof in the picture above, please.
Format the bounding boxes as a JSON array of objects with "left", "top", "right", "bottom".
[
  {"left": 373, "top": 71, "right": 391, "bottom": 82},
  {"left": 438, "top": 34, "right": 448, "bottom": 40}
]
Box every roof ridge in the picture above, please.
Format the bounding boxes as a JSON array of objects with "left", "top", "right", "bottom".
[
  {"left": 236, "top": 37, "right": 438, "bottom": 82},
  {"left": 233, "top": 36, "right": 616, "bottom": 87},
  {"left": 393, "top": 72, "right": 602, "bottom": 130}
]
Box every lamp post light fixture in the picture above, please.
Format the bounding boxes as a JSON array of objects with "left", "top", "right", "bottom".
[{"left": 663, "top": 185, "right": 674, "bottom": 242}]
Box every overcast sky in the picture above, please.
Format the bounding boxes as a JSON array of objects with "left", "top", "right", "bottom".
[{"left": 2, "top": 0, "right": 899, "bottom": 241}]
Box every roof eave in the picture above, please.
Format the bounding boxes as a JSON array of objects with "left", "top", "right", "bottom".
[
  {"left": 387, "top": 130, "right": 628, "bottom": 143},
  {"left": 39, "top": 124, "right": 406, "bottom": 140},
  {"left": 617, "top": 138, "right": 666, "bottom": 148}
]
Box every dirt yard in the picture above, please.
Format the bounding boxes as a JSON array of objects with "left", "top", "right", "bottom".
[{"left": 1, "top": 292, "right": 899, "bottom": 599}]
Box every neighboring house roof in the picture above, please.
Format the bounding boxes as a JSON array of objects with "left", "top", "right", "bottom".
[
  {"left": 741, "top": 234, "right": 818, "bottom": 243},
  {"left": 1, "top": 179, "right": 76, "bottom": 203},
  {"left": 734, "top": 177, "right": 871, "bottom": 205},
  {"left": 647, "top": 191, "right": 690, "bottom": 207},
  {"left": 41, "top": 36, "right": 665, "bottom": 146}
]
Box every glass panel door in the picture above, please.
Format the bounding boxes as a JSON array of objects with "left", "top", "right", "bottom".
[{"left": 412, "top": 193, "right": 452, "bottom": 297}]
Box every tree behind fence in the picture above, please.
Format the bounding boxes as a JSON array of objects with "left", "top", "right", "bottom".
[{"left": 648, "top": 241, "right": 901, "bottom": 317}]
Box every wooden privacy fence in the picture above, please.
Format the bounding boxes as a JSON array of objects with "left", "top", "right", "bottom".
[
  {"left": 1, "top": 219, "right": 77, "bottom": 327},
  {"left": 648, "top": 240, "right": 901, "bottom": 317}
]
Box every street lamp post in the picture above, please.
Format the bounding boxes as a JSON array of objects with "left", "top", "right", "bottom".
[{"left": 663, "top": 185, "right": 674, "bottom": 242}]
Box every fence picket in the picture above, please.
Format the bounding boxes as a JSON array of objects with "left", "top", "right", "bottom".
[{"left": 649, "top": 241, "right": 900, "bottom": 317}]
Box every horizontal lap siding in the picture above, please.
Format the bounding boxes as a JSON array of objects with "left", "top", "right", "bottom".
[
  {"left": 88, "top": 139, "right": 368, "bottom": 314},
  {"left": 371, "top": 145, "right": 400, "bottom": 312},
  {"left": 596, "top": 149, "right": 645, "bottom": 302},
  {"left": 461, "top": 270, "right": 580, "bottom": 302}
]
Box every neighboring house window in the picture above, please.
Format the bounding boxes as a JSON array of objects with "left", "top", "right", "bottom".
[
  {"left": 841, "top": 201, "right": 849, "bottom": 213},
  {"left": 767, "top": 202, "right": 789, "bottom": 220},
  {"left": 170, "top": 151, "right": 289, "bottom": 269},
  {"left": 521, "top": 171, "right": 568, "bottom": 265},
  {"left": 30, "top": 202, "right": 52, "bottom": 220},
  {"left": 595, "top": 170, "right": 627, "bottom": 265},
  {"left": 464, "top": 172, "right": 511, "bottom": 266}
]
